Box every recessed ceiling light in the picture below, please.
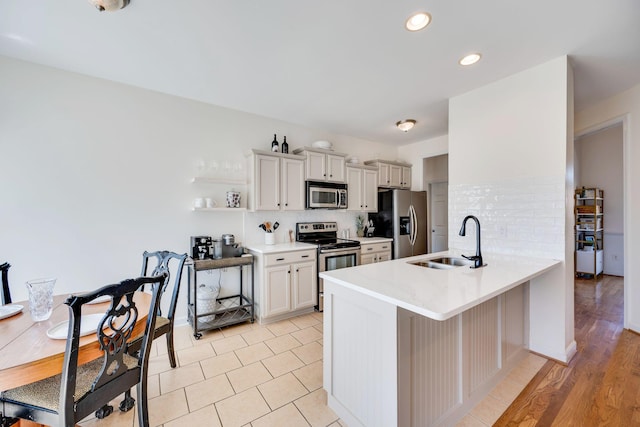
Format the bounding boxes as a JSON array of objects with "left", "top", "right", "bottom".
[
  {"left": 396, "top": 120, "right": 416, "bottom": 132},
  {"left": 405, "top": 12, "right": 431, "bottom": 31},
  {"left": 459, "top": 53, "right": 482, "bottom": 66}
]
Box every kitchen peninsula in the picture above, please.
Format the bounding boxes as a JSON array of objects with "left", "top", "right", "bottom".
[{"left": 320, "top": 251, "right": 560, "bottom": 427}]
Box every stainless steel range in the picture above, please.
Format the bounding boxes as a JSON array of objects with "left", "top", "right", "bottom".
[{"left": 296, "top": 222, "right": 361, "bottom": 311}]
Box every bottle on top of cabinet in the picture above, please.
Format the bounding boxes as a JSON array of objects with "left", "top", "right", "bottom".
[{"left": 271, "top": 134, "right": 279, "bottom": 152}]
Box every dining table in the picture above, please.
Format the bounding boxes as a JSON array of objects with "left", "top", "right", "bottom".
[{"left": 0, "top": 291, "right": 152, "bottom": 427}]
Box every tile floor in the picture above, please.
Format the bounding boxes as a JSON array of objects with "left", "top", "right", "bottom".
[{"left": 78, "top": 311, "right": 545, "bottom": 427}]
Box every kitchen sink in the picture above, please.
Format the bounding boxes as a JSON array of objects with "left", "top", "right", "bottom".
[
  {"left": 408, "top": 257, "right": 472, "bottom": 270},
  {"left": 428, "top": 257, "right": 471, "bottom": 267}
]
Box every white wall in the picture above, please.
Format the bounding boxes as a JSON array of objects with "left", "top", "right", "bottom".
[
  {"left": 575, "top": 124, "right": 624, "bottom": 275},
  {"left": 0, "top": 55, "right": 396, "bottom": 321},
  {"left": 397, "top": 134, "right": 448, "bottom": 191},
  {"left": 448, "top": 56, "right": 575, "bottom": 362},
  {"left": 575, "top": 83, "right": 640, "bottom": 331}
]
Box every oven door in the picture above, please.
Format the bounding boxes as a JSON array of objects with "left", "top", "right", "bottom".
[{"left": 317, "top": 247, "right": 361, "bottom": 311}]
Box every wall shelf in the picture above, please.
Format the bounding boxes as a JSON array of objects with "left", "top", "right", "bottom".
[
  {"left": 192, "top": 207, "right": 247, "bottom": 212},
  {"left": 574, "top": 187, "right": 604, "bottom": 279},
  {"left": 191, "top": 177, "right": 247, "bottom": 186}
]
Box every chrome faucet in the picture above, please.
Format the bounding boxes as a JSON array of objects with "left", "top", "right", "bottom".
[{"left": 459, "top": 215, "right": 485, "bottom": 269}]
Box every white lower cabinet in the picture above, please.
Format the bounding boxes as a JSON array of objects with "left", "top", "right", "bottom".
[
  {"left": 360, "top": 241, "right": 392, "bottom": 265},
  {"left": 252, "top": 248, "right": 317, "bottom": 322}
]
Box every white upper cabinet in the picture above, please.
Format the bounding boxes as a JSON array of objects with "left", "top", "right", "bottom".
[
  {"left": 249, "top": 150, "right": 306, "bottom": 211},
  {"left": 293, "top": 147, "right": 347, "bottom": 183},
  {"left": 347, "top": 165, "right": 378, "bottom": 212},
  {"left": 389, "top": 164, "right": 402, "bottom": 187},
  {"left": 364, "top": 160, "right": 412, "bottom": 189},
  {"left": 281, "top": 157, "right": 305, "bottom": 210},
  {"left": 401, "top": 166, "right": 411, "bottom": 189}
]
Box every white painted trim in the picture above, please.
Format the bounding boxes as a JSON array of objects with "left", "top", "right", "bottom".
[{"left": 575, "top": 112, "right": 631, "bottom": 332}]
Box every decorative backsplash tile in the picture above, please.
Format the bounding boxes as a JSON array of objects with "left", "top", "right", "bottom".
[{"left": 448, "top": 176, "right": 567, "bottom": 259}]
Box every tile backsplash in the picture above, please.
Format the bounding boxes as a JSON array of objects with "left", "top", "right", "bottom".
[
  {"left": 244, "top": 210, "right": 361, "bottom": 246},
  {"left": 448, "top": 176, "right": 567, "bottom": 259}
]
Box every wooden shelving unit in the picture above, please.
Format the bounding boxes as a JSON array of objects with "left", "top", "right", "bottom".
[{"left": 575, "top": 187, "right": 604, "bottom": 279}]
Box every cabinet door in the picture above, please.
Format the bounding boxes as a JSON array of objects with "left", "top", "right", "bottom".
[
  {"left": 327, "top": 154, "right": 346, "bottom": 182},
  {"left": 401, "top": 166, "right": 412, "bottom": 189},
  {"left": 264, "top": 265, "right": 291, "bottom": 317},
  {"left": 255, "top": 155, "right": 281, "bottom": 210},
  {"left": 347, "top": 167, "right": 363, "bottom": 211},
  {"left": 377, "top": 252, "right": 391, "bottom": 262},
  {"left": 378, "top": 163, "right": 390, "bottom": 187},
  {"left": 389, "top": 165, "right": 402, "bottom": 187},
  {"left": 305, "top": 151, "right": 326, "bottom": 181},
  {"left": 281, "top": 158, "right": 305, "bottom": 210},
  {"left": 360, "top": 253, "right": 376, "bottom": 265},
  {"left": 292, "top": 261, "right": 316, "bottom": 309},
  {"left": 363, "top": 169, "right": 378, "bottom": 212}
]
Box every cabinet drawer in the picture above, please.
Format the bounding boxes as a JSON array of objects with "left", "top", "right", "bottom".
[
  {"left": 264, "top": 249, "right": 316, "bottom": 266},
  {"left": 361, "top": 242, "right": 392, "bottom": 254}
]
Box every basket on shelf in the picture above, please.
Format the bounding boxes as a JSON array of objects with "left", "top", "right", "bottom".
[{"left": 576, "top": 205, "right": 601, "bottom": 214}]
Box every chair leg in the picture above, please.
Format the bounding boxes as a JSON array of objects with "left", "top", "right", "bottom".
[
  {"left": 95, "top": 404, "right": 113, "bottom": 419},
  {"left": 166, "top": 329, "right": 177, "bottom": 368},
  {"left": 119, "top": 390, "right": 135, "bottom": 412},
  {"left": 0, "top": 414, "right": 19, "bottom": 427},
  {"left": 137, "top": 378, "right": 149, "bottom": 427}
]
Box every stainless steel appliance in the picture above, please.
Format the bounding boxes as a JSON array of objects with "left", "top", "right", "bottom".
[
  {"left": 369, "top": 189, "right": 427, "bottom": 259},
  {"left": 305, "top": 181, "right": 348, "bottom": 209},
  {"left": 191, "top": 236, "right": 213, "bottom": 260},
  {"left": 296, "top": 222, "right": 360, "bottom": 311}
]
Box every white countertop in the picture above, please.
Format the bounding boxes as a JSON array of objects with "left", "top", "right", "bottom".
[
  {"left": 349, "top": 237, "right": 393, "bottom": 244},
  {"left": 245, "top": 242, "right": 317, "bottom": 254},
  {"left": 320, "top": 250, "right": 561, "bottom": 321}
]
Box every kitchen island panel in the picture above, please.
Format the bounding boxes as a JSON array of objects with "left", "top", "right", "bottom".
[{"left": 324, "top": 281, "right": 398, "bottom": 427}]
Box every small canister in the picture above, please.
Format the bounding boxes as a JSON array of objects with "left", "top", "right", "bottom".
[
  {"left": 212, "top": 239, "right": 222, "bottom": 259},
  {"left": 226, "top": 191, "right": 241, "bottom": 208}
]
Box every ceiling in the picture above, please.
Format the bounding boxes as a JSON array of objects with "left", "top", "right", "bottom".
[{"left": 1, "top": 1, "right": 639, "bottom": 146}]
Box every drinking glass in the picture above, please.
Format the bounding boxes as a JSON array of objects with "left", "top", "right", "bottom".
[{"left": 26, "top": 278, "right": 56, "bottom": 321}]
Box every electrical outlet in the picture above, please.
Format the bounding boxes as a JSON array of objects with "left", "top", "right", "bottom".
[{"left": 498, "top": 225, "right": 507, "bottom": 238}]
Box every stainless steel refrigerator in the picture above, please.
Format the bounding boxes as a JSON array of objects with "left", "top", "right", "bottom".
[{"left": 369, "top": 189, "right": 427, "bottom": 259}]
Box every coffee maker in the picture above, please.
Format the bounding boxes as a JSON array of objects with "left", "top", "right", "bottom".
[{"left": 190, "top": 236, "right": 212, "bottom": 260}]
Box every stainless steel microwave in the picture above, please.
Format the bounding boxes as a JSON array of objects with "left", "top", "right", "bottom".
[{"left": 306, "top": 181, "right": 348, "bottom": 209}]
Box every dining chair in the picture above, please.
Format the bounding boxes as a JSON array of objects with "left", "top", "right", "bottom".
[
  {"left": 0, "top": 274, "right": 166, "bottom": 427},
  {"left": 0, "top": 263, "right": 11, "bottom": 305},
  {"left": 115, "top": 251, "right": 187, "bottom": 418},
  {"left": 129, "top": 250, "right": 188, "bottom": 368}
]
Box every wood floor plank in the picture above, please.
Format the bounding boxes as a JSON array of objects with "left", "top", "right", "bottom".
[{"left": 494, "top": 275, "right": 639, "bottom": 426}]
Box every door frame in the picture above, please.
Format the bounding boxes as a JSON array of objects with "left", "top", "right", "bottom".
[
  {"left": 574, "top": 113, "right": 629, "bottom": 330},
  {"left": 428, "top": 181, "right": 448, "bottom": 254}
]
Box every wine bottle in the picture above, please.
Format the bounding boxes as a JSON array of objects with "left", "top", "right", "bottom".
[
  {"left": 271, "top": 134, "right": 279, "bottom": 152},
  {"left": 282, "top": 136, "right": 289, "bottom": 154}
]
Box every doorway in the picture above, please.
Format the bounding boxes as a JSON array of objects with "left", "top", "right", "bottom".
[
  {"left": 574, "top": 123, "right": 624, "bottom": 277},
  {"left": 423, "top": 154, "right": 449, "bottom": 253},
  {"left": 430, "top": 182, "right": 448, "bottom": 252}
]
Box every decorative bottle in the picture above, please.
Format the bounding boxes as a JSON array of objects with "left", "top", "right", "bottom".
[
  {"left": 282, "top": 136, "right": 289, "bottom": 154},
  {"left": 271, "top": 134, "right": 279, "bottom": 152}
]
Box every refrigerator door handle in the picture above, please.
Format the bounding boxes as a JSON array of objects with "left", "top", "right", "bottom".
[{"left": 409, "top": 205, "right": 417, "bottom": 246}]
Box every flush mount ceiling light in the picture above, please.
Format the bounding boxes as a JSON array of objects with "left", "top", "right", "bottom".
[
  {"left": 88, "top": 0, "right": 130, "bottom": 11},
  {"left": 405, "top": 12, "right": 432, "bottom": 31},
  {"left": 459, "top": 53, "right": 482, "bottom": 66},
  {"left": 396, "top": 119, "right": 416, "bottom": 132}
]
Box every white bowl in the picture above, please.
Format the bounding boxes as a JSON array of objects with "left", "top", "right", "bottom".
[
  {"left": 312, "top": 140, "right": 332, "bottom": 149},
  {"left": 347, "top": 157, "right": 359, "bottom": 164}
]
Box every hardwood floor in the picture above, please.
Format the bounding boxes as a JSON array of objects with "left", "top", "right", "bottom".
[{"left": 494, "top": 275, "right": 640, "bottom": 426}]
